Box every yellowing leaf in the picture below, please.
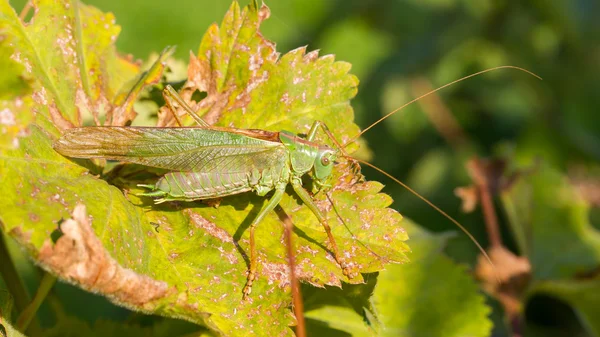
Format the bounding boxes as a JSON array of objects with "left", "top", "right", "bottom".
[{"left": 0, "top": 1, "right": 408, "bottom": 336}]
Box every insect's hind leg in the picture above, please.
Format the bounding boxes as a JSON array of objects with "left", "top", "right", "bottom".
[
  {"left": 162, "top": 85, "right": 209, "bottom": 127},
  {"left": 242, "top": 185, "right": 286, "bottom": 299},
  {"left": 136, "top": 184, "right": 166, "bottom": 197},
  {"left": 290, "top": 179, "right": 356, "bottom": 279}
]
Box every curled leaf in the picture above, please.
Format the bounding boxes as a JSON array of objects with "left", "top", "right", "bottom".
[
  {"left": 475, "top": 245, "right": 531, "bottom": 317},
  {"left": 38, "top": 204, "right": 171, "bottom": 308},
  {"left": 0, "top": 1, "right": 408, "bottom": 336}
]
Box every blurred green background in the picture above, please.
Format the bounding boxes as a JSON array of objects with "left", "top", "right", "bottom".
[{"left": 7, "top": 0, "right": 600, "bottom": 336}]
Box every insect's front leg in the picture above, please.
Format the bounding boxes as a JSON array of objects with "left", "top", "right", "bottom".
[
  {"left": 306, "top": 121, "right": 344, "bottom": 150},
  {"left": 242, "top": 184, "right": 286, "bottom": 299},
  {"left": 307, "top": 120, "right": 362, "bottom": 178},
  {"left": 290, "top": 177, "right": 357, "bottom": 279}
]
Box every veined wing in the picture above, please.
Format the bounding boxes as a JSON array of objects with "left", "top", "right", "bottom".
[{"left": 54, "top": 127, "right": 286, "bottom": 172}]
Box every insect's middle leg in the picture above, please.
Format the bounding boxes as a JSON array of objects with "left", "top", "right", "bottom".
[
  {"left": 290, "top": 179, "right": 356, "bottom": 279},
  {"left": 242, "top": 185, "right": 286, "bottom": 299}
]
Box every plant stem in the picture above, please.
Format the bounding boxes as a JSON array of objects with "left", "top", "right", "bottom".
[
  {"left": 0, "top": 233, "right": 30, "bottom": 314},
  {"left": 16, "top": 272, "right": 56, "bottom": 332},
  {"left": 18, "top": 1, "right": 33, "bottom": 22},
  {"left": 276, "top": 206, "right": 306, "bottom": 337},
  {"left": 468, "top": 158, "right": 502, "bottom": 248},
  {"left": 0, "top": 231, "right": 43, "bottom": 336}
]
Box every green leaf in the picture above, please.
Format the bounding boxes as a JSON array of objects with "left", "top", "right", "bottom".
[
  {"left": 43, "top": 315, "right": 214, "bottom": 337},
  {"left": 0, "top": 33, "right": 30, "bottom": 101},
  {"left": 305, "top": 305, "right": 374, "bottom": 337},
  {"left": 0, "top": 0, "right": 171, "bottom": 324},
  {"left": 0, "top": 290, "right": 26, "bottom": 337},
  {"left": 502, "top": 164, "right": 600, "bottom": 280},
  {"left": 501, "top": 164, "right": 600, "bottom": 336},
  {"left": 303, "top": 275, "right": 380, "bottom": 336},
  {"left": 533, "top": 279, "right": 600, "bottom": 336},
  {"left": 303, "top": 220, "right": 492, "bottom": 337},
  {"left": 0, "top": 1, "right": 409, "bottom": 336},
  {"left": 370, "top": 222, "right": 491, "bottom": 337},
  {"left": 0, "top": 0, "right": 143, "bottom": 131}
]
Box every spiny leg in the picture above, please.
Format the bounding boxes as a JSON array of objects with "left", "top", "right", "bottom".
[
  {"left": 242, "top": 186, "right": 286, "bottom": 299},
  {"left": 306, "top": 120, "right": 362, "bottom": 176},
  {"left": 162, "top": 85, "right": 210, "bottom": 127},
  {"left": 290, "top": 179, "right": 356, "bottom": 279},
  {"left": 306, "top": 121, "right": 344, "bottom": 151}
]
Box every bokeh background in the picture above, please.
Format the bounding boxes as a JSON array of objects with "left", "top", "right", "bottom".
[{"left": 7, "top": 0, "right": 600, "bottom": 336}]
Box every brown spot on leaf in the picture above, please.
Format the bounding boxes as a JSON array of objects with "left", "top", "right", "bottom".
[
  {"left": 303, "top": 50, "right": 319, "bottom": 63},
  {"left": 187, "top": 50, "right": 211, "bottom": 93},
  {"left": 185, "top": 209, "right": 233, "bottom": 243},
  {"left": 262, "top": 261, "right": 290, "bottom": 288},
  {"left": 49, "top": 101, "right": 75, "bottom": 130},
  {"left": 75, "top": 88, "right": 101, "bottom": 126},
  {"left": 38, "top": 204, "right": 170, "bottom": 307},
  {"left": 257, "top": 4, "right": 270, "bottom": 22},
  {"left": 9, "top": 226, "right": 32, "bottom": 243},
  {"left": 0, "top": 108, "right": 16, "bottom": 125},
  {"left": 158, "top": 51, "right": 233, "bottom": 127}
]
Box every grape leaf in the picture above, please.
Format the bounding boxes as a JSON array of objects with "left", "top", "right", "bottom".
[
  {"left": 0, "top": 33, "right": 30, "bottom": 101},
  {"left": 371, "top": 221, "right": 491, "bottom": 337},
  {"left": 502, "top": 164, "right": 600, "bottom": 280},
  {"left": 0, "top": 1, "right": 409, "bottom": 336},
  {"left": 42, "top": 315, "right": 215, "bottom": 337},
  {"left": 0, "top": 290, "right": 26, "bottom": 337},
  {"left": 304, "top": 220, "right": 492, "bottom": 337},
  {"left": 501, "top": 164, "right": 600, "bottom": 336},
  {"left": 0, "top": 0, "right": 178, "bottom": 317},
  {"left": 0, "top": 0, "right": 171, "bottom": 323}
]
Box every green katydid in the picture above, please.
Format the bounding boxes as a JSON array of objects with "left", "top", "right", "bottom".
[
  {"left": 55, "top": 85, "right": 354, "bottom": 298},
  {"left": 53, "top": 66, "right": 539, "bottom": 298}
]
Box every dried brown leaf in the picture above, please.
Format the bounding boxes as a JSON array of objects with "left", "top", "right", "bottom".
[
  {"left": 38, "top": 204, "right": 172, "bottom": 308},
  {"left": 475, "top": 246, "right": 531, "bottom": 316}
]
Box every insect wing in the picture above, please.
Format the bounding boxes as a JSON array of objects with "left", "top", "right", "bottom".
[{"left": 54, "top": 127, "right": 286, "bottom": 172}]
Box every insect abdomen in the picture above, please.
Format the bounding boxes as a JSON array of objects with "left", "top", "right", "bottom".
[
  {"left": 152, "top": 164, "right": 288, "bottom": 201},
  {"left": 156, "top": 171, "right": 252, "bottom": 200}
]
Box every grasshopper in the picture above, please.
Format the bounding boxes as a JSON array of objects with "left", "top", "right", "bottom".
[{"left": 53, "top": 66, "right": 537, "bottom": 298}]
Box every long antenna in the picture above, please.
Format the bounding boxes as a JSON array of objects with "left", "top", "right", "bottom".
[
  {"left": 348, "top": 157, "right": 498, "bottom": 278},
  {"left": 343, "top": 66, "right": 542, "bottom": 148}
]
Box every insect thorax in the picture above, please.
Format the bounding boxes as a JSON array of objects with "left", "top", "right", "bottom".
[{"left": 279, "top": 131, "right": 320, "bottom": 176}]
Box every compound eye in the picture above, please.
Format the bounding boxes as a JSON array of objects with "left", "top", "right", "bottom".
[{"left": 321, "top": 154, "right": 331, "bottom": 166}]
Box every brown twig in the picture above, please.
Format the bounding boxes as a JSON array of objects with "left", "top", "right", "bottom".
[
  {"left": 412, "top": 74, "right": 529, "bottom": 337},
  {"left": 467, "top": 158, "right": 503, "bottom": 249},
  {"left": 468, "top": 158, "right": 530, "bottom": 337},
  {"left": 411, "top": 77, "right": 525, "bottom": 336},
  {"left": 19, "top": 1, "right": 33, "bottom": 22},
  {"left": 16, "top": 273, "right": 57, "bottom": 331},
  {"left": 275, "top": 206, "right": 306, "bottom": 337}
]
